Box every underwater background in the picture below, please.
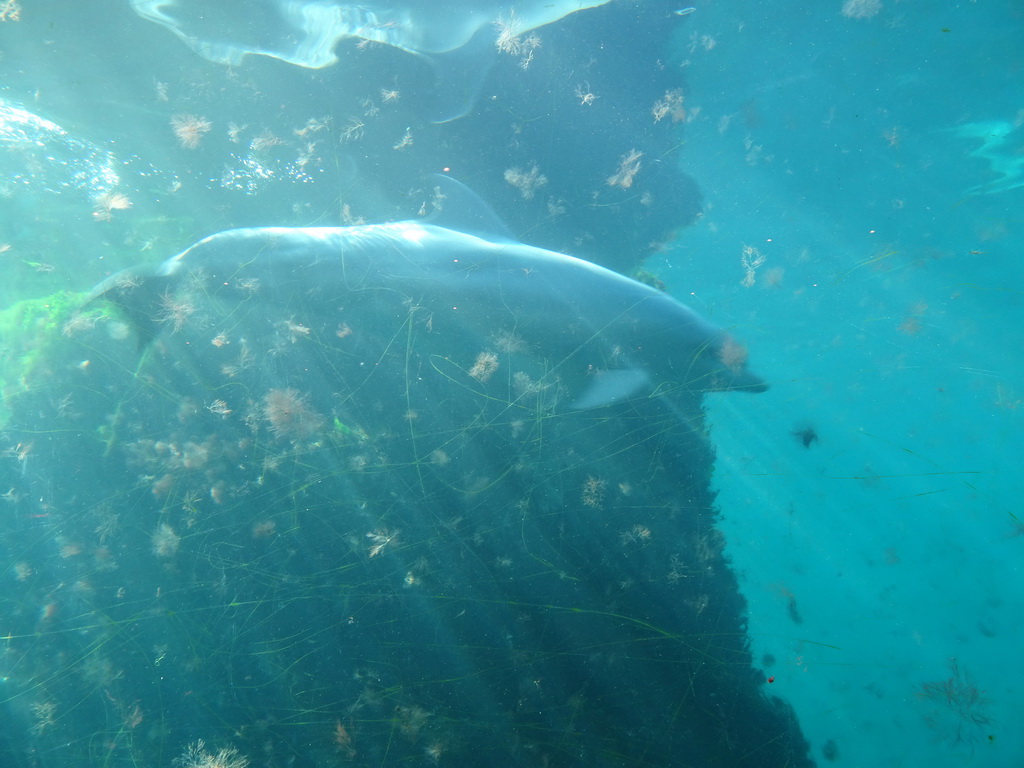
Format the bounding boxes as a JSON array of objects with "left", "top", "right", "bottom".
[{"left": 0, "top": 1, "right": 1021, "bottom": 766}]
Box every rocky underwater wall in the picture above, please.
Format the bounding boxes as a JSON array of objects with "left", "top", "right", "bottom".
[{"left": 0, "top": 278, "right": 814, "bottom": 767}]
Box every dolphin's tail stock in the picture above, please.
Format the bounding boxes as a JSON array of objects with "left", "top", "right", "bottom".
[{"left": 84, "top": 263, "right": 174, "bottom": 352}]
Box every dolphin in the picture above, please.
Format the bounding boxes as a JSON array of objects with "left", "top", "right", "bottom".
[
  {"left": 130, "top": 0, "right": 612, "bottom": 66},
  {"left": 88, "top": 204, "right": 766, "bottom": 409},
  {"left": 129, "top": 0, "right": 612, "bottom": 122}
]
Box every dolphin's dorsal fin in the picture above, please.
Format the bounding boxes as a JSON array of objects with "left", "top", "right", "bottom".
[
  {"left": 416, "top": 28, "right": 496, "bottom": 124},
  {"left": 426, "top": 173, "right": 516, "bottom": 242}
]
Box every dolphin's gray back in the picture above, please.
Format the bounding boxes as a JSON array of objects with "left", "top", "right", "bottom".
[{"left": 89, "top": 222, "right": 767, "bottom": 399}]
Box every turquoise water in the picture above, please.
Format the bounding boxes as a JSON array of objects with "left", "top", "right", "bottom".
[
  {"left": 1, "top": 1, "right": 1021, "bottom": 766},
  {"left": 664, "top": 3, "right": 1022, "bottom": 766}
]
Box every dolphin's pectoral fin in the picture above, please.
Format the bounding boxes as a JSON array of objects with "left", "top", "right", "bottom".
[{"left": 569, "top": 368, "right": 652, "bottom": 410}]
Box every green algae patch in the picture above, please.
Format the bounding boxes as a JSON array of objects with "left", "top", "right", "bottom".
[{"left": 0, "top": 290, "right": 91, "bottom": 428}]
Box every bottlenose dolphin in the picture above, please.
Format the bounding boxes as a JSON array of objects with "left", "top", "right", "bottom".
[
  {"left": 130, "top": 0, "right": 611, "bottom": 65},
  {"left": 130, "top": 0, "right": 612, "bottom": 121},
  {"left": 89, "top": 212, "right": 766, "bottom": 409}
]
